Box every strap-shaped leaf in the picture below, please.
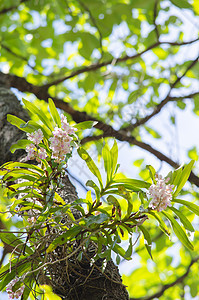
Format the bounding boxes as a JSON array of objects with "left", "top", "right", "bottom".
[
  {"left": 3, "top": 168, "right": 40, "bottom": 181},
  {"left": 0, "top": 232, "right": 33, "bottom": 255},
  {"left": 10, "top": 139, "right": 32, "bottom": 153},
  {"left": 169, "top": 206, "right": 194, "bottom": 232},
  {"left": 109, "top": 183, "right": 141, "bottom": 192},
  {"left": 110, "top": 139, "right": 118, "bottom": 176},
  {"left": 54, "top": 192, "right": 67, "bottom": 206},
  {"left": 7, "top": 114, "right": 32, "bottom": 133},
  {"left": 4, "top": 174, "right": 40, "bottom": 182},
  {"left": 162, "top": 211, "right": 194, "bottom": 250},
  {"left": 114, "top": 178, "right": 151, "bottom": 189},
  {"left": 78, "top": 147, "right": 103, "bottom": 188},
  {"left": 20, "top": 120, "right": 52, "bottom": 138},
  {"left": 112, "top": 243, "right": 131, "bottom": 260},
  {"left": 139, "top": 225, "right": 153, "bottom": 259},
  {"left": 48, "top": 98, "right": 61, "bottom": 127},
  {"left": 173, "top": 160, "right": 194, "bottom": 197},
  {"left": 74, "top": 120, "right": 98, "bottom": 130},
  {"left": 124, "top": 237, "right": 133, "bottom": 259},
  {"left": 86, "top": 180, "right": 101, "bottom": 199},
  {"left": 102, "top": 143, "right": 112, "bottom": 184},
  {"left": 3, "top": 162, "right": 45, "bottom": 174},
  {"left": 85, "top": 213, "right": 109, "bottom": 226},
  {"left": 22, "top": 99, "right": 54, "bottom": 131},
  {"left": 0, "top": 259, "right": 31, "bottom": 291},
  {"left": 146, "top": 165, "right": 156, "bottom": 183},
  {"left": 172, "top": 166, "right": 182, "bottom": 187},
  {"left": 172, "top": 199, "right": 199, "bottom": 216},
  {"left": 107, "top": 195, "right": 121, "bottom": 209},
  {"left": 85, "top": 190, "right": 93, "bottom": 210},
  {"left": 148, "top": 211, "right": 170, "bottom": 236}
]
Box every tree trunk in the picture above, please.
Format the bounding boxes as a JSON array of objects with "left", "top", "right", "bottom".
[{"left": 0, "top": 81, "right": 129, "bottom": 300}]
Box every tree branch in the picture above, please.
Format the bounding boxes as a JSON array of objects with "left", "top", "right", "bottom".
[
  {"left": 0, "top": 0, "right": 28, "bottom": 15},
  {"left": 130, "top": 256, "right": 199, "bottom": 300},
  {"left": 78, "top": 0, "right": 104, "bottom": 57},
  {"left": 1, "top": 70, "right": 199, "bottom": 187},
  {"left": 42, "top": 39, "right": 199, "bottom": 88},
  {"left": 124, "top": 55, "right": 199, "bottom": 131},
  {"left": 153, "top": 0, "right": 160, "bottom": 40},
  {"left": 0, "top": 43, "right": 43, "bottom": 75}
]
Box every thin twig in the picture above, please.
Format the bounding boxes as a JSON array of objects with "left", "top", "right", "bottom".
[
  {"left": 78, "top": 0, "right": 104, "bottom": 58},
  {"left": 153, "top": 0, "right": 160, "bottom": 40},
  {"left": 130, "top": 256, "right": 199, "bottom": 300},
  {"left": 124, "top": 56, "right": 199, "bottom": 131},
  {"left": 0, "top": 0, "right": 29, "bottom": 15},
  {"left": 43, "top": 38, "right": 199, "bottom": 88},
  {"left": 0, "top": 44, "right": 43, "bottom": 75}
]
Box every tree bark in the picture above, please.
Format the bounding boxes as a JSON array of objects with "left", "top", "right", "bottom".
[{"left": 0, "top": 82, "right": 129, "bottom": 300}]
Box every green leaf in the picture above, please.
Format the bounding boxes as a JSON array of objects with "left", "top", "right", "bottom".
[
  {"left": 47, "top": 226, "right": 81, "bottom": 253},
  {"left": 102, "top": 143, "right": 112, "bottom": 183},
  {"left": 77, "top": 147, "right": 103, "bottom": 188},
  {"left": 128, "top": 90, "right": 139, "bottom": 104},
  {"left": 162, "top": 211, "right": 194, "bottom": 250},
  {"left": 48, "top": 98, "right": 61, "bottom": 127},
  {"left": 172, "top": 199, "right": 199, "bottom": 216},
  {"left": 21, "top": 279, "right": 33, "bottom": 300},
  {"left": 146, "top": 165, "right": 156, "bottom": 183},
  {"left": 86, "top": 180, "right": 101, "bottom": 199},
  {"left": 139, "top": 225, "right": 153, "bottom": 259},
  {"left": 10, "top": 139, "right": 32, "bottom": 153},
  {"left": 170, "top": 0, "right": 192, "bottom": 9},
  {"left": 190, "top": 281, "right": 198, "bottom": 298},
  {"left": 188, "top": 147, "right": 198, "bottom": 161},
  {"left": 172, "top": 166, "right": 183, "bottom": 187},
  {"left": 144, "top": 126, "right": 161, "bottom": 139},
  {"left": 22, "top": 99, "right": 54, "bottom": 131},
  {"left": 126, "top": 196, "right": 134, "bottom": 219},
  {"left": 114, "top": 178, "right": 150, "bottom": 189},
  {"left": 107, "top": 195, "right": 120, "bottom": 207},
  {"left": 110, "top": 140, "right": 118, "bottom": 176},
  {"left": 152, "top": 48, "right": 168, "bottom": 60},
  {"left": 0, "top": 259, "right": 31, "bottom": 291},
  {"left": 4, "top": 162, "right": 45, "bottom": 174},
  {"left": 74, "top": 121, "right": 98, "bottom": 130},
  {"left": 173, "top": 160, "right": 194, "bottom": 196},
  {"left": 168, "top": 206, "right": 194, "bottom": 232},
  {"left": 20, "top": 120, "right": 52, "bottom": 138},
  {"left": 85, "top": 213, "right": 109, "bottom": 226},
  {"left": 124, "top": 237, "right": 133, "bottom": 259},
  {"left": 0, "top": 232, "right": 33, "bottom": 255},
  {"left": 3, "top": 168, "right": 40, "bottom": 180},
  {"left": 116, "top": 254, "right": 120, "bottom": 265},
  {"left": 113, "top": 244, "right": 131, "bottom": 260},
  {"left": 148, "top": 211, "right": 170, "bottom": 236},
  {"left": 7, "top": 114, "right": 32, "bottom": 133},
  {"left": 85, "top": 190, "right": 93, "bottom": 210}
]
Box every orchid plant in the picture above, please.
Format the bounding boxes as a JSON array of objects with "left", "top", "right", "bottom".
[{"left": 0, "top": 98, "right": 198, "bottom": 300}]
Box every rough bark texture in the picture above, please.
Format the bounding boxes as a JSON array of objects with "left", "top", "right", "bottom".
[
  {"left": 0, "top": 81, "right": 29, "bottom": 165},
  {"left": 0, "top": 83, "right": 129, "bottom": 299}
]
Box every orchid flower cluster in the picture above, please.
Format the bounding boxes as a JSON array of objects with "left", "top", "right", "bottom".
[
  {"left": 149, "top": 174, "right": 173, "bottom": 212},
  {"left": 6, "top": 278, "right": 25, "bottom": 300},
  {"left": 26, "top": 129, "right": 47, "bottom": 161},
  {"left": 25, "top": 114, "right": 77, "bottom": 164}
]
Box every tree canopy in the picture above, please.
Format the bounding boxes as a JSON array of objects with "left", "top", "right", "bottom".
[{"left": 0, "top": 0, "right": 199, "bottom": 299}]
